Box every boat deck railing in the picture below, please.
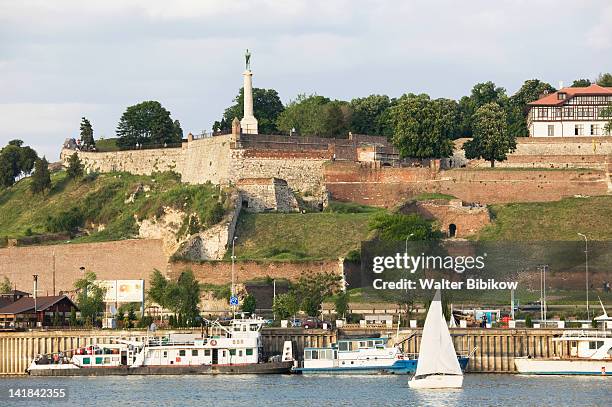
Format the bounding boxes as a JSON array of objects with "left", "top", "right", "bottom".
[{"left": 556, "top": 330, "right": 612, "bottom": 340}]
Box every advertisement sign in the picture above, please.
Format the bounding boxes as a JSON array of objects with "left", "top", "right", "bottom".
[{"left": 96, "top": 280, "right": 144, "bottom": 303}]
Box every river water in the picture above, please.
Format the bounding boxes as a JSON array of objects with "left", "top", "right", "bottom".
[{"left": 0, "top": 374, "right": 609, "bottom": 406}]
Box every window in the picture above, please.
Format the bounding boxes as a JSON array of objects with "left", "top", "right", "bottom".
[
  {"left": 229, "top": 349, "right": 236, "bottom": 356},
  {"left": 557, "top": 92, "right": 566, "bottom": 100},
  {"left": 179, "top": 350, "right": 186, "bottom": 357},
  {"left": 163, "top": 351, "right": 167, "bottom": 358},
  {"left": 591, "top": 124, "right": 599, "bottom": 136},
  {"left": 547, "top": 125, "right": 554, "bottom": 137},
  {"left": 246, "top": 348, "right": 253, "bottom": 356},
  {"left": 104, "top": 357, "right": 111, "bottom": 364},
  {"left": 95, "top": 357, "right": 103, "bottom": 365},
  {"left": 575, "top": 124, "right": 584, "bottom": 136},
  {"left": 311, "top": 350, "right": 318, "bottom": 359},
  {"left": 338, "top": 342, "right": 348, "bottom": 352},
  {"left": 238, "top": 350, "right": 243, "bottom": 357},
  {"left": 305, "top": 350, "right": 312, "bottom": 360},
  {"left": 204, "top": 350, "right": 211, "bottom": 356},
  {"left": 82, "top": 357, "right": 90, "bottom": 365},
  {"left": 589, "top": 341, "right": 604, "bottom": 350},
  {"left": 192, "top": 350, "right": 198, "bottom": 356}
]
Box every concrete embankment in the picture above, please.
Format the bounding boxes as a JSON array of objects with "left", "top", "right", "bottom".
[{"left": 0, "top": 327, "right": 577, "bottom": 375}]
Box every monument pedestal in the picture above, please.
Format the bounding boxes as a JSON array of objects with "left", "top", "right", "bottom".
[{"left": 241, "top": 70, "right": 258, "bottom": 134}]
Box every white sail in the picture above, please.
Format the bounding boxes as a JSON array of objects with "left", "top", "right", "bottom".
[{"left": 414, "top": 289, "right": 462, "bottom": 377}]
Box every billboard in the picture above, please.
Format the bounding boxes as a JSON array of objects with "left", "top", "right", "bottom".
[{"left": 96, "top": 280, "right": 144, "bottom": 303}]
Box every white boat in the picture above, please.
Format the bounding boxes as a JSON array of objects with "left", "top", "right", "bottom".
[
  {"left": 409, "top": 290, "right": 464, "bottom": 389},
  {"left": 514, "top": 330, "right": 612, "bottom": 376},
  {"left": 28, "top": 316, "right": 294, "bottom": 376}
]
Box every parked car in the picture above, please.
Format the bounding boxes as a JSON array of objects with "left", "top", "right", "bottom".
[{"left": 302, "top": 318, "right": 321, "bottom": 329}]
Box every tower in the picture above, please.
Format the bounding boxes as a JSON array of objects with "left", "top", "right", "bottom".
[{"left": 240, "top": 49, "right": 258, "bottom": 134}]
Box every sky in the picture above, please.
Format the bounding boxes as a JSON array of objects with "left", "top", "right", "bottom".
[{"left": 1, "top": 0, "right": 611, "bottom": 160}]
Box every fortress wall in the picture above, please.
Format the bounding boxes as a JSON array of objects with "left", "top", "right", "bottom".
[
  {"left": 170, "top": 259, "right": 343, "bottom": 285},
  {"left": 0, "top": 240, "right": 168, "bottom": 295},
  {"left": 324, "top": 162, "right": 609, "bottom": 206},
  {"left": 181, "top": 135, "right": 233, "bottom": 184},
  {"left": 230, "top": 150, "right": 328, "bottom": 193},
  {"left": 60, "top": 148, "right": 185, "bottom": 175}
]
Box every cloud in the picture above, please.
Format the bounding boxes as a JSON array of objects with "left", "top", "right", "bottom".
[{"left": 0, "top": 0, "right": 610, "bottom": 159}]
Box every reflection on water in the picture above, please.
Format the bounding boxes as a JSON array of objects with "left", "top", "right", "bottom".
[{"left": 0, "top": 374, "right": 609, "bottom": 407}]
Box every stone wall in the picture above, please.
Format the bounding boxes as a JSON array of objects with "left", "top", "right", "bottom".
[
  {"left": 324, "top": 162, "right": 610, "bottom": 207},
  {"left": 169, "top": 259, "right": 344, "bottom": 285},
  {"left": 181, "top": 135, "right": 233, "bottom": 184},
  {"left": 237, "top": 178, "right": 299, "bottom": 212},
  {"left": 0, "top": 240, "right": 169, "bottom": 295},
  {"left": 401, "top": 200, "right": 490, "bottom": 238}
]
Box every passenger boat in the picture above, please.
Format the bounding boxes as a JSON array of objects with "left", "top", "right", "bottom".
[
  {"left": 27, "top": 316, "right": 293, "bottom": 376},
  {"left": 514, "top": 330, "right": 612, "bottom": 376},
  {"left": 293, "top": 335, "right": 469, "bottom": 375}
]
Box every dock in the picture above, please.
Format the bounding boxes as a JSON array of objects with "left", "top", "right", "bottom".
[{"left": 0, "top": 327, "right": 586, "bottom": 375}]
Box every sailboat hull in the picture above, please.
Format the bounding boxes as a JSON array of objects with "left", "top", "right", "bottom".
[{"left": 408, "top": 374, "right": 463, "bottom": 389}]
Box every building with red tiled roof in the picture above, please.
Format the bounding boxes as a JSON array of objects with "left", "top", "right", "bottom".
[
  {"left": 0, "top": 295, "right": 78, "bottom": 328},
  {"left": 527, "top": 84, "right": 612, "bottom": 137}
]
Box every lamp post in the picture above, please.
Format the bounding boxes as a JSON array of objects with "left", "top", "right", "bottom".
[
  {"left": 577, "top": 233, "right": 589, "bottom": 319},
  {"left": 405, "top": 233, "right": 415, "bottom": 254},
  {"left": 231, "top": 236, "right": 237, "bottom": 317}
]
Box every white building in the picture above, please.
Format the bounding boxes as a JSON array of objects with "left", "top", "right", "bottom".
[{"left": 527, "top": 84, "right": 612, "bottom": 137}]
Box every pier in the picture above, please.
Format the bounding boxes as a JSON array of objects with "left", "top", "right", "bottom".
[{"left": 0, "top": 327, "right": 582, "bottom": 375}]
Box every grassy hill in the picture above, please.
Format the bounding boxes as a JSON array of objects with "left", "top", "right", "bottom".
[
  {"left": 0, "top": 171, "right": 227, "bottom": 245},
  {"left": 476, "top": 196, "right": 612, "bottom": 241},
  {"left": 231, "top": 202, "right": 382, "bottom": 261}
]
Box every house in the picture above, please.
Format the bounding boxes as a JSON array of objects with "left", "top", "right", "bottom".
[
  {"left": 0, "top": 289, "right": 30, "bottom": 309},
  {"left": 527, "top": 84, "right": 612, "bottom": 137},
  {"left": 0, "top": 295, "right": 78, "bottom": 328}
]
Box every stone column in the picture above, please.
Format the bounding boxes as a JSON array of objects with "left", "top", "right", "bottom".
[{"left": 241, "top": 70, "right": 258, "bottom": 134}]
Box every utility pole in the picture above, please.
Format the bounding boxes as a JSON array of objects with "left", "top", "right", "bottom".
[
  {"left": 231, "top": 236, "right": 237, "bottom": 318},
  {"left": 33, "top": 275, "right": 38, "bottom": 327},
  {"left": 577, "top": 233, "right": 589, "bottom": 320}
]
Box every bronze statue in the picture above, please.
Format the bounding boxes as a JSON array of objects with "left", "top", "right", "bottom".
[{"left": 245, "top": 49, "right": 251, "bottom": 71}]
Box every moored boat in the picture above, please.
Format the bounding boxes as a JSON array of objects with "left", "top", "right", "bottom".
[
  {"left": 28, "top": 316, "right": 293, "bottom": 376},
  {"left": 514, "top": 330, "right": 612, "bottom": 376}
]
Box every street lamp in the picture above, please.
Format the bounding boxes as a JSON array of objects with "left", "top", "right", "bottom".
[
  {"left": 231, "top": 236, "right": 237, "bottom": 317},
  {"left": 405, "top": 233, "right": 415, "bottom": 254},
  {"left": 577, "top": 233, "right": 589, "bottom": 319}
]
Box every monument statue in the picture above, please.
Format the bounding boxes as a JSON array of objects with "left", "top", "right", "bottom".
[{"left": 245, "top": 49, "right": 251, "bottom": 71}]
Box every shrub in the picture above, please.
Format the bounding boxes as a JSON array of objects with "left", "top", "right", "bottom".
[{"left": 46, "top": 206, "right": 84, "bottom": 233}]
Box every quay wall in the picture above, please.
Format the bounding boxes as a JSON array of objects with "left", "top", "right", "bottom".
[{"left": 0, "top": 327, "right": 580, "bottom": 375}]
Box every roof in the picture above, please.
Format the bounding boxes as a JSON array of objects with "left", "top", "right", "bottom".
[
  {"left": 0, "top": 295, "right": 78, "bottom": 315},
  {"left": 528, "top": 84, "right": 612, "bottom": 106},
  {"left": 0, "top": 289, "right": 30, "bottom": 297}
]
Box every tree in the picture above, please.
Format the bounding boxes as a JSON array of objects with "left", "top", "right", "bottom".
[
  {"left": 349, "top": 95, "right": 394, "bottom": 137},
  {"left": 0, "top": 276, "right": 12, "bottom": 293},
  {"left": 0, "top": 141, "right": 38, "bottom": 188},
  {"left": 293, "top": 272, "right": 342, "bottom": 317},
  {"left": 213, "top": 87, "right": 284, "bottom": 134},
  {"left": 601, "top": 104, "right": 612, "bottom": 135},
  {"left": 571, "top": 79, "right": 591, "bottom": 87},
  {"left": 369, "top": 213, "right": 440, "bottom": 241},
  {"left": 272, "top": 292, "right": 299, "bottom": 320},
  {"left": 74, "top": 271, "right": 106, "bottom": 327},
  {"left": 276, "top": 94, "right": 350, "bottom": 138},
  {"left": 30, "top": 157, "right": 51, "bottom": 194},
  {"left": 464, "top": 103, "right": 515, "bottom": 167},
  {"left": 147, "top": 269, "right": 200, "bottom": 325},
  {"left": 458, "top": 81, "right": 508, "bottom": 137},
  {"left": 596, "top": 72, "right": 612, "bottom": 87},
  {"left": 116, "top": 101, "right": 180, "bottom": 148},
  {"left": 390, "top": 94, "right": 457, "bottom": 159},
  {"left": 507, "top": 79, "right": 556, "bottom": 138},
  {"left": 66, "top": 152, "right": 84, "bottom": 179},
  {"left": 147, "top": 269, "right": 169, "bottom": 309},
  {"left": 334, "top": 291, "right": 349, "bottom": 319},
  {"left": 80, "top": 117, "right": 95, "bottom": 147},
  {"left": 241, "top": 294, "right": 257, "bottom": 314}
]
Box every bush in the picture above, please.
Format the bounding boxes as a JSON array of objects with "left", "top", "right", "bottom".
[{"left": 46, "top": 206, "right": 84, "bottom": 233}]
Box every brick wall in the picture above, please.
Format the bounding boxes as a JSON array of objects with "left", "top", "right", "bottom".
[
  {"left": 324, "top": 162, "right": 609, "bottom": 206},
  {"left": 0, "top": 240, "right": 168, "bottom": 295},
  {"left": 169, "top": 259, "right": 344, "bottom": 285}
]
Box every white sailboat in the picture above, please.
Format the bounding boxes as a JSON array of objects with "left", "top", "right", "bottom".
[{"left": 409, "top": 290, "right": 464, "bottom": 389}]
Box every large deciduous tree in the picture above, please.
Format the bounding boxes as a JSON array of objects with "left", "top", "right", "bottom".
[
  {"left": 74, "top": 272, "right": 106, "bottom": 327},
  {"left": 464, "top": 103, "right": 515, "bottom": 167},
  {"left": 80, "top": 117, "right": 95, "bottom": 147},
  {"left": 507, "top": 79, "right": 556, "bottom": 138},
  {"left": 0, "top": 140, "right": 38, "bottom": 188},
  {"left": 349, "top": 94, "right": 394, "bottom": 137},
  {"left": 390, "top": 93, "right": 457, "bottom": 159},
  {"left": 458, "top": 81, "right": 508, "bottom": 137},
  {"left": 116, "top": 101, "right": 181, "bottom": 148},
  {"left": 596, "top": 72, "right": 612, "bottom": 87},
  {"left": 213, "top": 87, "right": 284, "bottom": 134},
  {"left": 276, "top": 94, "right": 350, "bottom": 138},
  {"left": 571, "top": 79, "right": 592, "bottom": 87}
]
